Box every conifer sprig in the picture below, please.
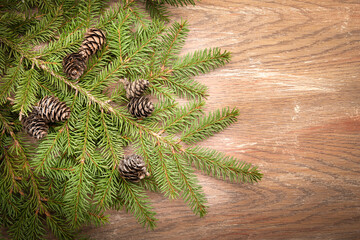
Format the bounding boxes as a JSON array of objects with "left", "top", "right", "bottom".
[
  {"left": 19, "top": 6, "right": 63, "bottom": 46},
  {"left": 180, "top": 107, "right": 239, "bottom": 144},
  {"left": 184, "top": 147, "right": 263, "bottom": 183},
  {"left": 145, "top": 0, "right": 171, "bottom": 22},
  {"left": 159, "top": 20, "right": 189, "bottom": 65},
  {"left": 172, "top": 48, "right": 231, "bottom": 78},
  {"left": 13, "top": 69, "right": 40, "bottom": 119},
  {"left": 172, "top": 153, "right": 207, "bottom": 217},
  {"left": 160, "top": 100, "right": 204, "bottom": 134},
  {"left": 116, "top": 179, "right": 157, "bottom": 229}
]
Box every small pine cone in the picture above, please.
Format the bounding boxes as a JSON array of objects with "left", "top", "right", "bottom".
[
  {"left": 36, "top": 96, "right": 71, "bottom": 123},
  {"left": 118, "top": 154, "right": 150, "bottom": 182},
  {"left": 22, "top": 110, "right": 48, "bottom": 139},
  {"left": 127, "top": 96, "right": 154, "bottom": 118},
  {"left": 62, "top": 53, "right": 87, "bottom": 80},
  {"left": 124, "top": 79, "right": 150, "bottom": 99},
  {"left": 78, "top": 28, "right": 106, "bottom": 60}
]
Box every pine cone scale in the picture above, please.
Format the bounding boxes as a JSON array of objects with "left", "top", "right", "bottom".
[
  {"left": 37, "top": 96, "right": 71, "bottom": 123},
  {"left": 125, "top": 79, "right": 150, "bottom": 99},
  {"left": 119, "top": 154, "right": 150, "bottom": 182},
  {"left": 128, "top": 96, "right": 154, "bottom": 118},
  {"left": 79, "top": 28, "right": 106, "bottom": 60},
  {"left": 22, "top": 111, "right": 48, "bottom": 139},
  {"left": 62, "top": 53, "right": 86, "bottom": 80}
]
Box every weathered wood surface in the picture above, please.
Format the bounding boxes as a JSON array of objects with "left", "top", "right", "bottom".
[{"left": 83, "top": 0, "right": 360, "bottom": 239}]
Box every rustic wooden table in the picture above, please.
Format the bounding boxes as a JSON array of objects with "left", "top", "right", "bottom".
[{"left": 83, "top": 1, "right": 360, "bottom": 239}]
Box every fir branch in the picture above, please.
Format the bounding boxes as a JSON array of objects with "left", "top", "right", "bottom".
[
  {"left": 172, "top": 153, "right": 207, "bottom": 217},
  {"left": 9, "top": 208, "right": 46, "bottom": 240},
  {"left": 0, "top": 150, "right": 21, "bottom": 225},
  {"left": 38, "top": 63, "right": 115, "bottom": 113},
  {"left": 180, "top": 107, "right": 239, "bottom": 144},
  {"left": 64, "top": 102, "right": 96, "bottom": 228},
  {"left": 0, "top": 58, "right": 24, "bottom": 104},
  {"left": 94, "top": 109, "right": 124, "bottom": 209},
  {"left": 116, "top": 179, "right": 157, "bottom": 229},
  {"left": 86, "top": 21, "right": 165, "bottom": 92},
  {"left": 0, "top": 36, "right": 24, "bottom": 61},
  {"left": 2, "top": 119, "right": 52, "bottom": 239},
  {"left": 87, "top": 57, "right": 127, "bottom": 92},
  {"left": 126, "top": 20, "right": 165, "bottom": 68},
  {"left": 145, "top": 0, "right": 170, "bottom": 22},
  {"left": 38, "top": 60, "right": 176, "bottom": 148},
  {"left": 81, "top": 46, "right": 112, "bottom": 91},
  {"left": 151, "top": 143, "right": 180, "bottom": 199},
  {"left": 97, "top": 2, "right": 128, "bottom": 29},
  {"left": 87, "top": 207, "right": 108, "bottom": 227},
  {"left": 184, "top": 147, "right": 263, "bottom": 183},
  {"left": 159, "top": 20, "right": 189, "bottom": 66},
  {"left": 13, "top": 68, "right": 40, "bottom": 119},
  {"left": 77, "top": 0, "right": 103, "bottom": 29},
  {"left": 1, "top": 149, "right": 22, "bottom": 195},
  {"left": 0, "top": 44, "right": 6, "bottom": 74},
  {"left": 135, "top": 131, "right": 155, "bottom": 173},
  {"left": 160, "top": 100, "right": 204, "bottom": 134},
  {"left": 64, "top": 156, "right": 93, "bottom": 228},
  {"left": 139, "top": 178, "right": 159, "bottom": 192},
  {"left": 0, "top": 11, "right": 37, "bottom": 36},
  {"left": 33, "top": 89, "right": 78, "bottom": 176},
  {"left": 46, "top": 214, "right": 74, "bottom": 240},
  {"left": 171, "top": 48, "right": 231, "bottom": 78},
  {"left": 127, "top": 3, "right": 151, "bottom": 30},
  {"left": 0, "top": 110, "right": 18, "bottom": 146},
  {"left": 40, "top": 0, "right": 102, "bottom": 58},
  {"left": 154, "top": 75, "right": 207, "bottom": 99},
  {"left": 59, "top": 0, "right": 82, "bottom": 25},
  {"left": 148, "top": 81, "right": 176, "bottom": 101},
  {"left": 19, "top": 5, "right": 63, "bottom": 46},
  {"left": 142, "top": 99, "right": 177, "bottom": 123},
  {"left": 0, "top": 15, "right": 22, "bottom": 42},
  {"left": 39, "top": 28, "right": 84, "bottom": 58},
  {"left": 37, "top": 0, "right": 60, "bottom": 13},
  {"left": 106, "top": 10, "right": 133, "bottom": 61},
  {"left": 34, "top": 130, "right": 66, "bottom": 174}
]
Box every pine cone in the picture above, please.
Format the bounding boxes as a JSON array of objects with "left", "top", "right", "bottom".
[
  {"left": 62, "top": 52, "right": 87, "bottom": 80},
  {"left": 127, "top": 96, "right": 154, "bottom": 118},
  {"left": 36, "top": 96, "right": 71, "bottom": 123},
  {"left": 78, "top": 28, "right": 106, "bottom": 60},
  {"left": 118, "top": 154, "right": 150, "bottom": 182},
  {"left": 124, "top": 79, "right": 150, "bottom": 99},
  {"left": 22, "top": 110, "right": 48, "bottom": 139}
]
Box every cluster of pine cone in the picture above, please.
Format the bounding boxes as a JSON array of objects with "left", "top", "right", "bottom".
[
  {"left": 22, "top": 96, "right": 71, "bottom": 139},
  {"left": 62, "top": 28, "right": 151, "bottom": 182},
  {"left": 62, "top": 28, "right": 106, "bottom": 80},
  {"left": 124, "top": 79, "right": 154, "bottom": 118}
]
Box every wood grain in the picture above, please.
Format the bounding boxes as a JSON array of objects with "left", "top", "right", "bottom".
[{"left": 81, "top": 1, "right": 360, "bottom": 239}]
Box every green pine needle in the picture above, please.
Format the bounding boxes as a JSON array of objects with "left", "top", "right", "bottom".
[
  {"left": 172, "top": 47, "right": 231, "bottom": 78},
  {"left": 180, "top": 107, "right": 239, "bottom": 144},
  {"left": 184, "top": 147, "right": 263, "bottom": 183}
]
